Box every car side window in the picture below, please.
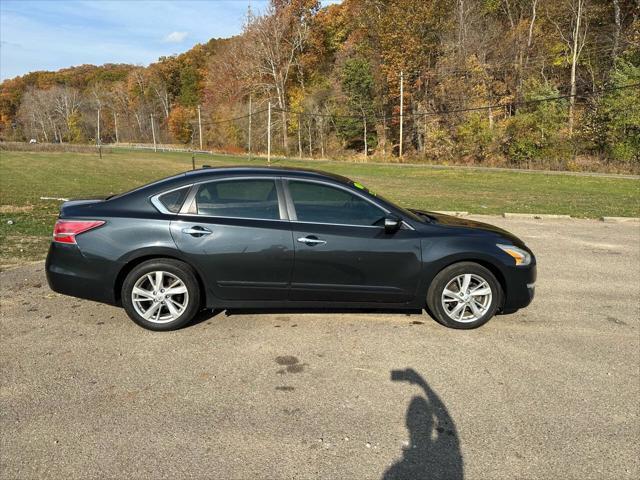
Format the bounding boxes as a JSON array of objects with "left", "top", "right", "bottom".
[
  {"left": 194, "top": 179, "right": 280, "bottom": 220},
  {"left": 288, "top": 180, "right": 386, "bottom": 226},
  {"left": 158, "top": 186, "right": 190, "bottom": 213}
]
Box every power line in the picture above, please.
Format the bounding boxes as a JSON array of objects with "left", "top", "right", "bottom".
[
  {"left": 268, "top": 83, "right": 638, "bottom": 121},
  {"left": 183, "top": 82, "right": 637, "bottom": 145},
  {"left": 187, "top": 43, "right": 627, "bottom": 129},
  {"left": 403, "top": 42, "right": 624, "bottom": 81},
  {"left": 196, "top": 107, "right": 269, "bottom": 126},
  {"left": 414, "top": 82, "right": 640, "bottom": 118}
]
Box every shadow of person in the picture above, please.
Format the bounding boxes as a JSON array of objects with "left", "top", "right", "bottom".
[{"left": 383, "top": 368, "right": 463, "bottom": 480}]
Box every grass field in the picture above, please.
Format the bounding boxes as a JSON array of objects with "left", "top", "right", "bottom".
[{"left": 1, "top": 149, "right": 639, "bottom": 268}]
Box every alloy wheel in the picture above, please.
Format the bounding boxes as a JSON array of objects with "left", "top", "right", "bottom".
[
  {"left": 131, "top": 271, "right": 189, "bottom": 324},
  {"left": 441, "top": 273, "right": 493, "bottom": 323}
]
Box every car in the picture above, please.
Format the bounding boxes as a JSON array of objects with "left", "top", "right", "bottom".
[{"left": 45, "top": 166, "right": 536, "bottom": 331}]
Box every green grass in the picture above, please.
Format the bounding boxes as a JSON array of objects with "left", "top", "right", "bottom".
[{"left": 1, "top": 149, "right": 639, "bottom": 268}]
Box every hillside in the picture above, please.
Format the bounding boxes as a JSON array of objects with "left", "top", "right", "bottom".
[{"left": 1, "top": 0, "right": 638, "bottom": 172}]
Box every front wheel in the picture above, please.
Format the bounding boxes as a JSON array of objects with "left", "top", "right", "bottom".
[
  {"left": 122, "top": 259, "right": 201, "bottom": 331},
  {"left": 426, "top": 262, "right": 502, "bottom": 329}
]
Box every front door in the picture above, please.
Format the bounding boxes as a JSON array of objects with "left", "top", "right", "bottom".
[
  {"left": 171, "top": 177, "right": 293, "bottom": 301},
  {"left": 285, "top": 179, "right": 422, "bottom": 303}
]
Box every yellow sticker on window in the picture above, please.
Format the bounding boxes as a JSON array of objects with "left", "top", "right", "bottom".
[{"left": 353, "top": 181, "right": 377, "bottom": 196}]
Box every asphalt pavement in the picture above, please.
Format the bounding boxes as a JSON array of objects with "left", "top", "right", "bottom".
[{"left": 1, "top": 216, "right": 638, "bottom": 479}]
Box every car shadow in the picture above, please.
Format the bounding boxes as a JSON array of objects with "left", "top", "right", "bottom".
[
  {"left": 187, "top": 307, "right": 425, "bottom": 329},
  {"left": 224, "top": 307, "right": 424, "bottom": 316},
  {"left": 383, "top": 369, "right": 463, "bottom": 480},
  {"left": 188, "top": 308, "right": 225, "bottom": 327}
]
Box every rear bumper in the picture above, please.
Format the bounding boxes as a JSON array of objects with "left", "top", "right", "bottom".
[
  {"left": 501, "top": 262, "right": 536, "bottom": 312},
  {"left": 45, "top": 242, "right": 118, "bottom": 305}
]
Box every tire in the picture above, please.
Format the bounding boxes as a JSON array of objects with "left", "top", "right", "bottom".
[
  {"left": 121, "top": 259, "right": 201, "bottom": 331},
  {"left": 426, "top": 262, "right": 502, "bottom": 330}
]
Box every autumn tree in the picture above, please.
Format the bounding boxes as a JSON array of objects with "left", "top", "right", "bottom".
[
  {"left": 239, "top": 0, "right": 319, "bottom": 152},
  {"left": 2, "top": 0, "right": 638, "bottom": 171},
  {"left": 337, "top": 57, "right": 376, "bottom": 154},
  {"left": 168, "top": 105, "right": 194, "bottom": 144}
]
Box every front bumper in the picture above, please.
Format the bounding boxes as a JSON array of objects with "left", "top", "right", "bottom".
[
  {"left": 45, "top": 242, "right": 118, "bottom": 305},
  {"left": 501, "top": 262, "right": 536, "bottom": 312}
]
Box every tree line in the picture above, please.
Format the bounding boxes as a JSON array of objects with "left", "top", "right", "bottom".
[{"left": 0, "top": 0, "right": 638, "bottom": 172}]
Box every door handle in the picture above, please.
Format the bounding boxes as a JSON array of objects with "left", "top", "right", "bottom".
[
  {"left": 297, "top": 236, "right": 327, "bottom": 246},
  {"left": 182, "top": 226, "right": 212, "bottom": 237}
]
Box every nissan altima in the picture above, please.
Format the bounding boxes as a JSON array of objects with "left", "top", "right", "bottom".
[{"left": 46, "top": 166, "right": 536, "bottom": 331}]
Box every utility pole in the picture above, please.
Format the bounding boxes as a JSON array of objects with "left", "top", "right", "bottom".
[
  {"left": 568, "top": 0, "right": 584, "bottom": 137},
  {"left": 267, "top": 101, "right": 272, "bottom": 165},
  {"left": 298, "top": 113, "right": 302, "bottom": 159},
  {"left": 363, "top": 113, "right": 367, "bottom": 160},
  {"left": 97, "top": 106, "right": 102, "bottom": 159},
  {"left": 248, "top": 94, "right": 252, "bottom": 160},
  {"left": 399, "top": 71, "right": 404, "bottom": 160},
  {"left": 197, "top": 105, "right": 203, "bottom": 150},
  {"left": 190, "top": 130, "right": 196, "bottom": 170},
  {"left": 150, "top": 114, "right": 157, "bottom": 152},
  {"left": 383, "top": 112, "right": 387, "bottom": 160},
  {"left": 113, "top": 111, "right": 119, "bottom": 144}
]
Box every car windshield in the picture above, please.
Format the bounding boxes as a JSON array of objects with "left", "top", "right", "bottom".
[{"left": 350, "top": 181, "right": 426, "bottom": 223}]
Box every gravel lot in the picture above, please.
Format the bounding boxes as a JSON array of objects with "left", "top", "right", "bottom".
[{"left": 1, "top": 216, "right": 638, "bottom": 480}]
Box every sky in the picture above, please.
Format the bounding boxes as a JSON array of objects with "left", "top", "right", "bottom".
[{"left": 0, "top": 0, "right": 342, "bottom": 81}]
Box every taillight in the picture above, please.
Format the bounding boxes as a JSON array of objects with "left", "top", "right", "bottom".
[{"left": 53, "top": 220, "right": 105, "bottom": 244}]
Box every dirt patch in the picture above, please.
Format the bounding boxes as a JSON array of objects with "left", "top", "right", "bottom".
[
  {"left": 0, "top": 205, "right": 34, "bottom": 214},
  {"left": 0, "top": 235, "right": 49, "bottom": 271}
]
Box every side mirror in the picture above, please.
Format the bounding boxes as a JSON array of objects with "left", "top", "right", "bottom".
[{"left": 384, "top": 215, "right": 402, "bottom": 234}]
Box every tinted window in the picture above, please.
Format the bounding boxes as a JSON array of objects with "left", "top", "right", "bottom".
[
  {"left": 195, "top": 179, "right": 279, "bottom": 220},
  {"left": 288, "top": 181, "right": 386, "bottom": 226},
  {"left": 158, "top": 186, "right": 190, "bottom": 213}
]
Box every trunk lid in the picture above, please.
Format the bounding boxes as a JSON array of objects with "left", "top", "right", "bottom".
[{"left": 60, "top": 197, "right": 106, "bottom": 217}]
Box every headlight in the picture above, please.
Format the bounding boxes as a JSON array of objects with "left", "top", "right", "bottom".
[{"left": 497, "top": 244, "right": 532, "bottom": 266}]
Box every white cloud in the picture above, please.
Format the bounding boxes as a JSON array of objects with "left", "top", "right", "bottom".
[{"left": 164, "top": 31, "right": 188, "bottom": 43}]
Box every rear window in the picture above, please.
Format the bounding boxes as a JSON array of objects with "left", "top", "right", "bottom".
[
  {"left": 158, "top": 186, "right": 190, "bottom": 213},
  {"left": 194, "top": 179, "right": 279, "bottom": 220}
]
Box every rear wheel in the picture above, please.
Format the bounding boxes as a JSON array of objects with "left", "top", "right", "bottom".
[
  {"left": 122, "top": 259, "right": 200, "bottom": 331},
  {"left": 426, "top": 262, "right": 502, "bottom": 329}
]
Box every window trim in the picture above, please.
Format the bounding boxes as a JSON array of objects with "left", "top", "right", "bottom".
[
  {"left": 282, "top": 177, "right": 392, "bottom": 228},
  {"left": 150, "top": 175, "right": 414, "bottom": 230}
]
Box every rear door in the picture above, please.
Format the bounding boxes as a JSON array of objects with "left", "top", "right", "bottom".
[
  {"left": 284, "top": 179, "right": 422, "bottom": 303},
  {"left": 169, "top": 177, "right": 293, "bottom": 301}
]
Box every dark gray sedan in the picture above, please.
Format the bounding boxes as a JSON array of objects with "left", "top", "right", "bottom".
[{"left": 46, "top": 166, "right": 536, "bottom": 330}]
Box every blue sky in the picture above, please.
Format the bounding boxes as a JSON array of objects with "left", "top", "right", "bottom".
[{"left": 0, "top": 0, "right": 341, "bottom": 81}]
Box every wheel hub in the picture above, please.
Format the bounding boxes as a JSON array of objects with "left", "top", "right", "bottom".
[
  {"left": 131, "top": 270, "right": 189, "bottom": 324},
  {"left": 441, "top": 273, "right": 492, "bottom": 323}
]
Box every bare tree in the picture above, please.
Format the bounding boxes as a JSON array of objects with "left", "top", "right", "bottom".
[
  {"left": 50, "top": 85, "right": 82, "bottom": 141},
  {"left": 550, "top": 0, "right": 589, "bottom": 136},
  {"left": 128, "top": 69, "right": 153, "bottom": 141},
  {"left": 17, "top": 87, "right": 70, "bottom": 143},
  {"left": 17, "top": 88, "right": 49, "bottom": 142},
  {"left": 612, "top": 0, "right": 621, "bottom": 58},
  {"left": 240, "top": 1, "right": 316, "bottom": 152},
  {"left": 109, "top": 81, "right": 132, "bottom": 143},
  {"left": 151, "top": 80, "right": 171, "bottom": 119}
]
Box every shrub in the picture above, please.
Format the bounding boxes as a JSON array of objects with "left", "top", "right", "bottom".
[
  {"left": 582, "top": 58, "right": 640, "bottom": 165},
  {"left": 503, "top": 80, "right": 567, "bottom": 167},
  {"left": 456, "top": 112, "right": 496, "bottom": 161}
]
